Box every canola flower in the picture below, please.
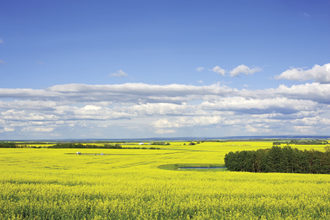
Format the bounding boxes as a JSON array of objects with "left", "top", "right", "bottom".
[{"left": 0, "top": 141, "right": 329, "bottom": 219}]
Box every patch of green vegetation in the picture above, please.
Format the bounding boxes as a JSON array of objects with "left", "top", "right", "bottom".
[
  {"left": 158, "top": 163, "right": 226, "bottom": 171},
  {"left": 150, "top": 141, "right": 170, "bottom": 145}
]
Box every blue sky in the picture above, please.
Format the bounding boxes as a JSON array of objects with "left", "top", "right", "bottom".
[{"left": 0, "top": 0, "right": 330, "bottom": 139}]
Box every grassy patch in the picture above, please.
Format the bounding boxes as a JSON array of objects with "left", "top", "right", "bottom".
[{"left": 158, "top": 163, "right": 226, "bottom": 171}]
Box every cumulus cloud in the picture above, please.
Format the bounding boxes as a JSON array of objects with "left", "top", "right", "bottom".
[
  {"left": 111, "top": 69, "right": 128, "bottom": 77},
  {"left": 273, "top": 82, "right": 330, "bottom": 104},
  {"left": 276, "top": 63, "right": 330, "bottom": 83},
  {"left": 230, "top": 64, "right": 261, "bottom": 77},
  {"left": 211, "top": 66, "right": 226, "bottom": 76}
]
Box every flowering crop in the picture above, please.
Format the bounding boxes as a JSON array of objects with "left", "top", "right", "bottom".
[{"left": 0, "top": 141, "right": 329, "bottom": 219}]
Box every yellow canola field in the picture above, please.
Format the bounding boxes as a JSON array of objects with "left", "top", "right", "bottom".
[{"left": 0, "top": 141, "right": 329, "bottom": 219}]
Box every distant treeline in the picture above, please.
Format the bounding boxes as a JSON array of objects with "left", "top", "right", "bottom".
[
  {"left": 0, "top": 142, "right": 160, "bottom": 150},
  {"left": 150, "top": 142, "right": 170, "bottom": 145},
  {"left": 48, "top": 143, "right": 160, "bottom": 150},
  {"left": 0, "top": 143, "right": 17, "bottom": 148},
  {"left": 225, "top": 146, "right": 330, "bottom": 174},
  {"left": 49, "top": 143, "right": 123, "bottom": 149},
  {"left": 273, "top": 139, "right": 328, "bottom": 145}
]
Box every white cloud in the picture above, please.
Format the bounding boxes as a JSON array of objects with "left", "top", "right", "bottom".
[
  {"left": 153, "top": 116, "right": 222, "bottom": 129},
  {"left": 0, "top": 127, "right": 14, "bottom": 133},
  {"left": 0, "top": 83, "right": 235, "bottom": 104},
  {"left": 130, "top": 103, "right": 190, "bottom": 116},
  {"left": 211, "top": 65, "right": 226, "bottom": 76},
  {"left": 0, "top": 100, "right": 57, "bottom": 110},
  {"left": 1, "top": 109, "right": 57, "bottom": 121},
  {"left": 245, "top": 125, "right": 258, "bottom": 133},
  {"left": 154, "top": 129, "right": 176, "bottom": 134},
  {"left": 293, "top": 125, "right": 315, "bottom": 134},
  {"left": 196, "top": 66, "right": 205, "bottom": 72},
  {"left": 276, "top": 63, "right": 330, "bottom": 83},
  {"left": 201, "top": 97, "right": 316, "bottom": 114},
  {"left": 0, "top": 81, "right": 330, "bottom": 138},
  {"left": 111, "top": 69, "right": 128, "bottom": 77},
  {"left": 22, "top": 127, "right": 54, "bottom": 132},
  {"left": 273, "top": 82, "right": 330, "bottom": 104},
  {"left": 230, "top": 64, "right": 261, "bottom": 77}
]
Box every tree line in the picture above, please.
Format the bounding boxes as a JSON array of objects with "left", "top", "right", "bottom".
[
  {"left": 46, "top": 143, "right": 160, "bottom": 149},
  {"left": 0, "top": 142, "right": 160, "bottom": 150},
  {"left": 0, "top": 143, "right": 17, "bottom": 148},
  {"left": 273, "top": 139, "right": 328, "bottom": 146},
  {"left": 224, "top": 146, "right": 330, "bottom": 174},
  {"left": 49, "top": 143, "right": 123, "bottom": 149}
]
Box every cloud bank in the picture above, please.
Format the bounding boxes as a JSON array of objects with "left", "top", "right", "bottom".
[{"left": 0, "top": 81, "right": 329, "bottom": 138}]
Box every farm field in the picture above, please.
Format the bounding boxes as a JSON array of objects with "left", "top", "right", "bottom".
[{"left": 0, "top": 141, "right": 329, "bottom": 219}]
